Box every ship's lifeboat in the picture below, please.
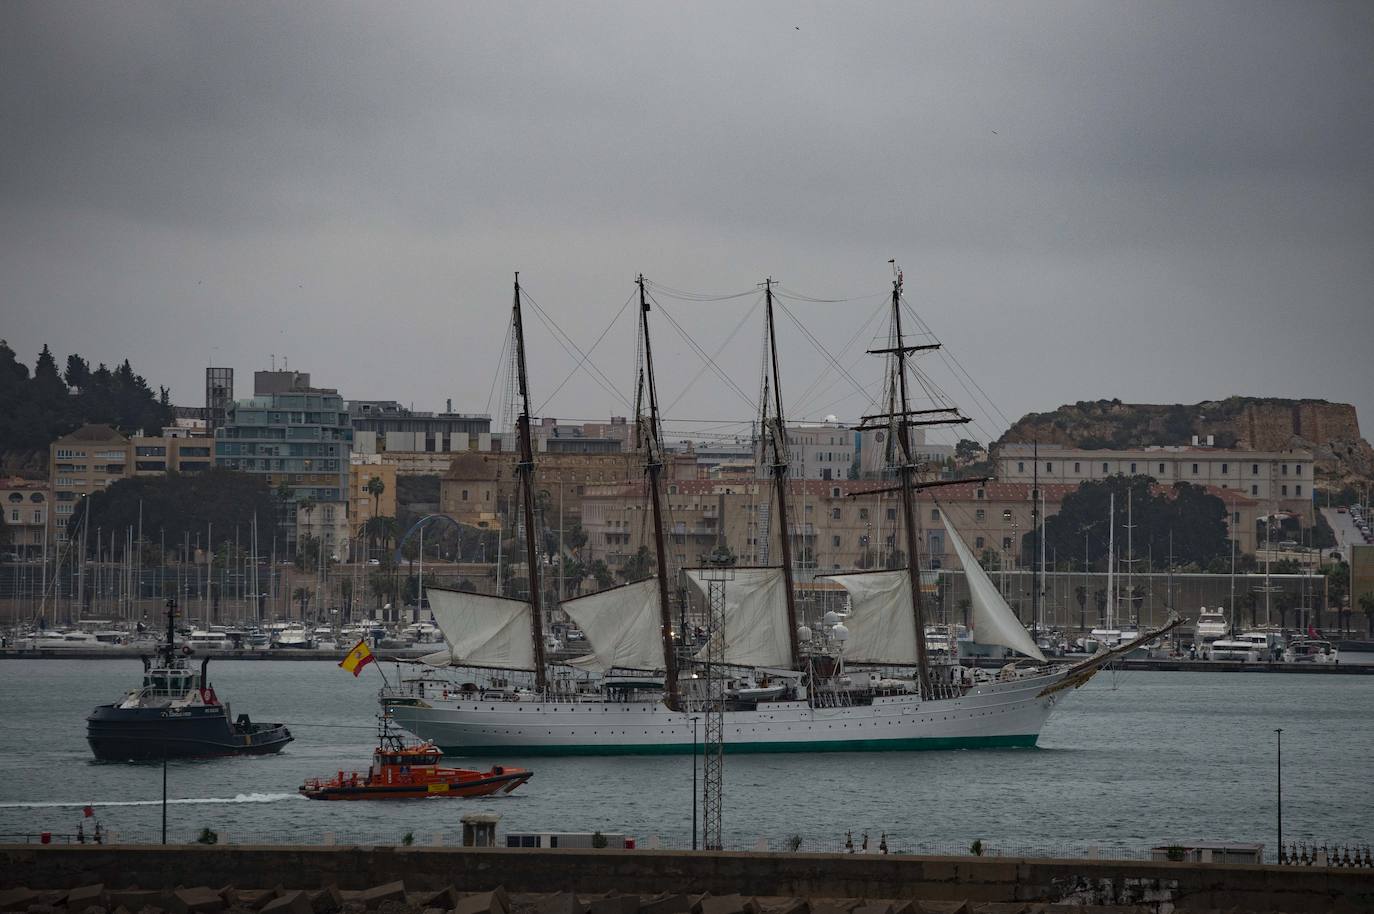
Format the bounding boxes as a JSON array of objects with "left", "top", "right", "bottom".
[{"left": 300, "top": 741, "right": 531, "bottom": 800}]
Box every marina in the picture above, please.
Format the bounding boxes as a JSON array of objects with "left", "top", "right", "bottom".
[{"left": 1, "top": 658, "right": 1371, "bottom": 856}]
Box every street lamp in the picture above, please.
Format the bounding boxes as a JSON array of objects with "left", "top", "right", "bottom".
[{"left": 1275, "top": 728, "right": 1283, "bottom": 863}]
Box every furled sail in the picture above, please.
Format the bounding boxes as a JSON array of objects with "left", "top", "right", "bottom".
[
  {"left": 823, "top": 569, "right": 918, "bottom": 664},
  {"left": 686, "top": 567, "right": 791, "bottom": 668},
  {"left": 939, "top": 514, "right": 1046, "bottom": 662},
  {"left": 563, "top": 579, "right": 666, "bottom": 673},
  {"left": 423, "top": 586, "right": 536, "bottom": 670}
]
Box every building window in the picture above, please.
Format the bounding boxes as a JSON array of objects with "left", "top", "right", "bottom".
[
  {"left": 1252, "top": 463, "right": 1259, "bottom": 475},
  {"left": 1281, "top": 464, "right": 1288, "bottom": 475},
  {"left": 1073, "top": 462, "right": 1080, "bottom": 473},
  {"left": 859, "top": 508, "right": 869, "bottom": 520},
  {"left": 886, "top": 508, "right": 896, "bottom": 521},
  {"left": 1102, "top": 462, "right": 1108, "bottom": 473},
  {"left": 1002, "top": 537, "right": 1012, "bottom": 551},
  {"left": 1017, "top": 461, "right": 1024, "bottom": 473},
  {"left": 461, "top": 489, "right": 469, "bottom": 501},
  {"left": 930, "top": 508, "right": 940, "bottom": 521},
  {"left": 1221, "top": 463, "right": 1228, "bottom": 474},
  {"left": 32, "top": 510, "right": 42, "bottom": 523},
  {"left": 1002, "top": 509, "right": 1012, "bottom": 522},
  {"left": 8, "top": 510, "right": 17, "bottom": 523},
  {"left": 1191, "top": 463, "right": 1199, "bottom": 474},
  {"left": 1130, "top": 462, "right": 1137, "bottom": 474},
  {"left": 1159, "top": 463, "right": 1165, "bottom": 474},
  {"left": 975, "top": 537, "right": 985, "bottom": 550},
  {"left": 1295, "top": 484, "right": 1302, "bottom": 497},
  {"left": 1295, "top": 465, "right": 1302, "bottom": 476},
  {"left": 831, "top": 487, "right": 840, "bottom": 498},
  {"left": 975, "top": 508, "right": 986, "bottom": 521},
  {"left": 1251, "top": 485, "right": 1259, "bottom": 495},
  {"left": 831, "top": 536, "right": 841, "bottom": 548},
  {"left": 976, "top": 488, "right": 985, "bottom": 500},
  {"left": 1281, "top": 485, "right": 1288, "bottom": 496}
]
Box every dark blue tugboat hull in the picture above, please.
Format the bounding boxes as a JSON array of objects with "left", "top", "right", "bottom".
[{"left": 86, "top": 704, "right": 293, "bottom": 761}]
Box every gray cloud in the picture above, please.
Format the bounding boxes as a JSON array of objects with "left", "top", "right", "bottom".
[{"left": 3, "top": 1, "right": 1372, "bottom": 449}]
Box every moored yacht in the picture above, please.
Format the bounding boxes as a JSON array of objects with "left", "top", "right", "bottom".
[{"left": 1192, "top": 607, "right": 1229, "bottom": 659}]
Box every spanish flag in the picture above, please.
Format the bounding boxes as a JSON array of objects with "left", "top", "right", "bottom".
[{"left": 339, "top": 639, "right": 374, "bottom": 677}]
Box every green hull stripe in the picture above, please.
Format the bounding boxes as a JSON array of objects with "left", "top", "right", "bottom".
[{"left": 438, "top": 733, "right": 1039, "bottom": 757}]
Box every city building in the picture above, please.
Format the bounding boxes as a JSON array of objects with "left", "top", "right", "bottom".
[
  {"left": 49, "top": 425, "right": 214, "bottom": 542},
  {"left": 1, "top": 478, "right": 52, "bottom": 560},
  {"left": 215, "top": 370, "right": 353, "bottom": 550},
  {"left": 996, "top": 443, "right": 1314, "bottom": 523},
  {"left": 205, "top": 367, "right": 234, "bottom": 434},
  {"left": 580, "top": 478, "right": 1258, "bottom": 579},
  {"left": 439, "top": 448, "right": 696, "bottom": 530},
  {"left": 349, "top": 454, "right": 398, "bottom": 535},
  {"left": 295, "top": 499, "right": 351, "bottom": 562},
  {"left": 349, "top": 400, "right": 491, "bottom": 454}
]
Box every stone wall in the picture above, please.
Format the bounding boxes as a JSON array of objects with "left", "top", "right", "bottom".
[{"left": 3, "top": 845, "right": 1372, "bottom": 914}]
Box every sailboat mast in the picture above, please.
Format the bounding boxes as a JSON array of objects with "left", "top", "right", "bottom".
[
  {"left": 888, "top": 275, "right": 934, "bottom": 699},
  {"left": 511, "top": 273, "right": 549, "bottom": 692},
  {"left": 1032, "top": 440, "right": 1040, "bottom": 639},
  {"left": 636, "top": 274, "right": 681, "bottom": 711},
  {"left": 762, "top": 279, "right": 802, "bottom": 668},
  {"left": 1106, "top": 491, "right": 1115, "bottom": 630}
]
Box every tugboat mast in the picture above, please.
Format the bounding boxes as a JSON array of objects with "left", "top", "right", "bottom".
[
  {"left": 511, "top": 273, "right": 549, "bottom": 693},
  {"left": 761, "top": 279, "right": 802, "bottom": 668},
  {"left": 636, "top": 274, "right": 681, "bottom": 710}
]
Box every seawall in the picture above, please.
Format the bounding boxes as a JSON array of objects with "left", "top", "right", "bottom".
[{"left": 3, "top": 845, "right": 1372, "bottom": 913}]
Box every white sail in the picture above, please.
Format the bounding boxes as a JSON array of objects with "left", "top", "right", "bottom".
[
  {"left": 423, "top": 586, "right": 536, "bottom": 670},
  {"left": 686, "top": 567, "right": 791, "bottom": 668},
  {"left": 563, "top": 579, "right": 666, "bottom": 673},
  {"left": 939, "top": 514, "right": 1046, "bottom": 662},
  {"left": 823, "top": 570, "right": 918, "bottom": 664}
]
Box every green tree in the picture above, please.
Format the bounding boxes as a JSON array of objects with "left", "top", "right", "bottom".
[
  {"left": 618, "top": 545, "right": 654, "bottom": 583},
  {"left": 954, "top": 439, "right": 984, "bottom": 464},
  {"left": 365, "top": 476, "right": 385, "bottom": 519},
  {"left": 1359, "top": 592, "right": 1374, "bottom": 638},
  {"left": 588, "top": 559, "right": 614, "bottom": 590},
  {"left": 1074, "top": 585, "right": 1087, "bottom": 630}
]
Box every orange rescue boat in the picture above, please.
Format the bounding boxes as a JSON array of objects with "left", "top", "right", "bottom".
[{"left": 300, "top": 731, "right": 531, "bottom": 800}]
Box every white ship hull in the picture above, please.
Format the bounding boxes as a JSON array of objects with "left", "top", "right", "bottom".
[{"left": 382, "top": 667, "right": 1073, "bottom": 755}]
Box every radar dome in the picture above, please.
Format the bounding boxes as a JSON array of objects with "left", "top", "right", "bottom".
[
  {"left": 797, "top": 625, "right": 813, "bottom": 642},
  {"left": 822, "top": 611, "right": 841, "bottom": 626},
  {"left": 832, "top": 623, "right": 849, "bottom": 642}
]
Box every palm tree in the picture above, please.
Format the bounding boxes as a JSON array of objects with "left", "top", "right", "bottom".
[
  {"left": 365, "top": 476, "right": 385, "bottom": 520},
  {"left": 1074, "top": 585, "right": 1088, "bottom": 631},
  {"left": 1359, "top": 592, "right": 1374, "bottom": 637},
  {"left": 292, "top": 586, "right": 311, "bottom": 619}
]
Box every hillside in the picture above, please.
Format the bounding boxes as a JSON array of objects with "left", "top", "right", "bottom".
[{"left": 998, "top": 397, "right": 1374, "bottom": 488}]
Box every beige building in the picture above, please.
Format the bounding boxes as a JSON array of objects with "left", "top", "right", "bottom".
[
  {"left": 295, "top": 500, "right": 351, "bottom": 561},
  {"left": 49, "top": 424, "right": 214, "bottom": 543},
  {"left": 1, "top": 477, "right": 52, "bottom": 559},
  {"left": 997, "top": 443, "right": 1313, "bottom": 523},
  {"left": 439, "top": 450, "right": 697, "bottom": 531},
  {"left": 349, "top": 455, "right": 398, "bottom": 532},
  {"left": 581, "top": 477, "right": 1259, "bottom": 579}
]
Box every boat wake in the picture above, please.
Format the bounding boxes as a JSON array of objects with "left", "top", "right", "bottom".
[{"left": 0, "top": 793, "right": 303, "bottom": 809}]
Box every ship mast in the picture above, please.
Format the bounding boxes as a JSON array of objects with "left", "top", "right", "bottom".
[
  {"left": 511, "top": 273, "right": 549, "bottom": 692},
  {"left": 636, "top": 275, "right": 681, "bottom": 710},
  {"left": 855, "top": 269, "right": 973, "bottom": 700},
  {"left": 762, "top": 279, "right": 802, "bottom": 668}
]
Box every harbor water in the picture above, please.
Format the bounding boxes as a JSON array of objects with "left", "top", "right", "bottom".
[{"left": 1, "top": 659, "right": 1370, "bottom": 857}]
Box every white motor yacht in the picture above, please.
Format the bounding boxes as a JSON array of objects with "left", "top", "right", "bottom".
[
  {"left": 1192, "top": 607, "right": 1229, "bottom": 659},
  {"left": 274, "top": 624, "right": 316, "bottom": 649}
]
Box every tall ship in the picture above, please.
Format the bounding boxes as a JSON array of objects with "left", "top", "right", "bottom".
[
  {"left": 86, "top": 598, "right": 293, "bottom": 761},
  {"left": 382, "top": 271, "right": 1178, "bottom": 755}
]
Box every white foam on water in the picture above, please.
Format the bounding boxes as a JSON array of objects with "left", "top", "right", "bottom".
[{"left": 0, "top": 793, "right": 303, "bottom": 809}]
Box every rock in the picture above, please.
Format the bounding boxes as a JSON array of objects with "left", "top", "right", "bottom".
[
  {"left": 170, "top": 889, "right": 225, "bottom": 914},
  {"left": 533, "top": 895, "right": 584, "bottom": 914},
  {"left": 453, "top": 891, "right": 509, "bottom": 914},
  {"left": 760, "top": 902, "right": 807, "bottom": 914},
  {"left": 697, "top": 898, "right": 749, "bottom": 914},
  {"left": 309, "top": 889, "right": 343, "bottom": 914},
  {"left": 806, "top": 904, "right": 850, "bottom": 914},
  {"left": 1, "top": 890, "right": 40, "bottom": 913},
  {"left": 259, "top": 894, "right": 312, "bottom": 914},
  {"left": 639, "top": 896, "right": 694, "bottom": 914},
  {"left": 65, "top": 888, "right": 107, "bottom": 914},
  {"left": 587, "top": 898, "right": 638, "bottom": 914},
  {"left": 108, "top": 896, "right": 162, "bottom": 914},
  {"left": 411, "top": 890, "right": 460, "bottom": 914},
  {"left": 851, "top": 905, "right": 891, "bottom": 914},
  {"left": 356, "top": 887, "right": 406, "bottom": 913}
]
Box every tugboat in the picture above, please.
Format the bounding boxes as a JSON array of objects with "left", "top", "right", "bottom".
[
  {"left": 86, "top": 597, "right": 293, "bottom": 761},
  {"left": 299, "top": 718, "right": 531, "bottom": 800}
]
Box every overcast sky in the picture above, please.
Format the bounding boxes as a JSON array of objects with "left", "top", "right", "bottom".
[{"left": 2, "top": 2, "right": 1371, "bottom": 449}]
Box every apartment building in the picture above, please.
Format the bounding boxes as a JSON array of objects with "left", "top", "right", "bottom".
[
  {"left": 1, "top": 478, "right": 52, "bottom": 560},
  {"left": 349, "top": 400, "right": 491, "bottom": 454},
  {"left": 997, "top": 443, "right": 1314, "bottom": 523},
  {"left": 48, "top": 424, "right": 214, "bottom": 543},
  {"left": 580, "top": 477, "right": 1259, "bottom": 578},
  {"left": 349, "top": 455, "right": 398, "bottom": 532},
  {"left": 214, "top": 371, "right": 353, "bottom": 550}
]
